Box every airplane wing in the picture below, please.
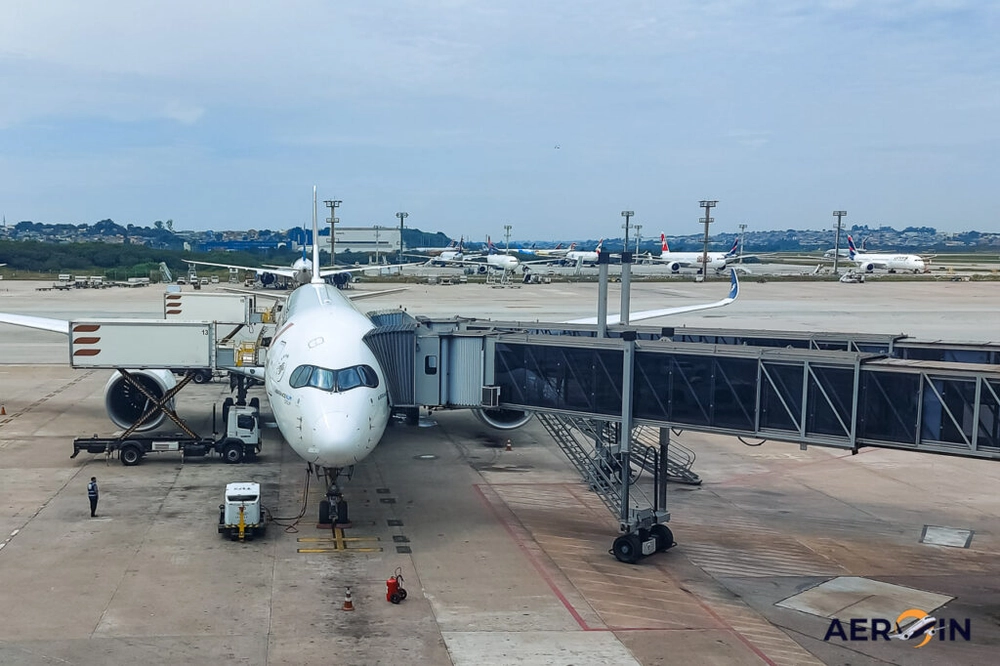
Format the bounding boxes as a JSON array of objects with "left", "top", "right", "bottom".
[
  {"left": 0, "top": 313, "right": 70, "bottom": 335},
  {"left": 186, "top": 259, "right": 298, "bottom": 279},
  {"left": 316, "top": 262, "right": 421, "bottom": 278},
  {"left": 222, "top": 285, "right": 409, "bottom": 302},
  {"left": 566, "top": 269, "right": 740, "bottom": 325}
]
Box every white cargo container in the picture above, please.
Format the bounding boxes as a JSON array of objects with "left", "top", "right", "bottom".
[
  {"left": 69, "top": 319, "right": 214, "bottom": 368},
  {"left": 163, "top": 292, "right": 253, "bottom": 324}
]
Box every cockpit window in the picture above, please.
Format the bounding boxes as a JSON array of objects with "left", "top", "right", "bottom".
[
  {"left": 288, "top": 364, "right": 379, "bottom": 393},
  {"left": 288, "top": 364, "right": 313, "bottom": 389}
]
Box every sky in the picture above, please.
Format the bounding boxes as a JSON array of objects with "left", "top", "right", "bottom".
[{"left": 1, "top": 1, "right": 998, "bottom": 239}]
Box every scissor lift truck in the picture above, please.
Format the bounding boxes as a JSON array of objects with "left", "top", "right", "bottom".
[{"left": 72, "top": 402, "right": 261, "bottom": 465}]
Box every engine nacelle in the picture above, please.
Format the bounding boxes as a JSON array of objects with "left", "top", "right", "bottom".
[
  {"left": 668, "top": 261, "right": 682, "bottom": 273},
  {"left": 260, "top": 273, "right": 276, "bottom": 286},
  {"left": 473, "top": 407, "right": 534, "bottom": 430},
  {"left": 332, "top": 272, "right": 352, "bottom": 288},
  {"left": 477, "top": 264, "right": 488, "bottom": 275},
  {"left": 104, "top": 369, "right": 176, "bottom": 431},
  {"left": 861, "top": 262, "right": 876, "bottom": 273}
]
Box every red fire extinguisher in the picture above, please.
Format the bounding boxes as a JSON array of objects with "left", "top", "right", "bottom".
[{"left": 386, "top": 567, "right": 408, "bottom": 604}]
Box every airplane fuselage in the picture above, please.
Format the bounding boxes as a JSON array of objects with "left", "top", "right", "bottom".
[
  {"left": 851, "top": 252, "right": 926, "bottom": 273},
  {"left": 265, "top": 282, "right": 390, "bottom": 468},
  {"left": 657, "top": 251, "right": 728, "bottom": 272}
]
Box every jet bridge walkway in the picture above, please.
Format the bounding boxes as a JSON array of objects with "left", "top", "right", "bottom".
[{"left": 364, "top": 311, "right": 1000, "bottom": 562}]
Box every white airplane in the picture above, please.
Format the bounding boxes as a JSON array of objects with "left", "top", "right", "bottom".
[
  {"left": 532, "top": 242, "right": 572, "bottom": 257},
  {"left": 848, "top": 235, "right": 929, "bottom": 273},
  {"left": 188, "top": 244, "right": 414, "bottom": 289},
  {"left": 0, "top": 190, "right": 741, "bottom": 520},
  {"left": 408, "top": 237, "right": 467, "bottom": 266},
  {"left": 561, "top": 239, "right": 604, "bottom": 266},
  {"left": 652, "top": 234, "right": 738, "bottom": 273}
]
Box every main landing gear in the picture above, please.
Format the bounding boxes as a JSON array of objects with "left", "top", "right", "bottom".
[{"left": 317, "top": 467, "right": 352, "bottom": 528}]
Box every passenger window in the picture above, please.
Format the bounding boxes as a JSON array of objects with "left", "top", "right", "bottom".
[{"left": 289, "top": 365, "right": 313, "bottom": 388}]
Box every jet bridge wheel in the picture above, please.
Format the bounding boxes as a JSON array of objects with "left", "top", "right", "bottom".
[
  {"left": 650, "top": 524, "right": 674, "bottom": 552},
  {"left": 612, "top": 534, "right": 642, "bottom": 564}
]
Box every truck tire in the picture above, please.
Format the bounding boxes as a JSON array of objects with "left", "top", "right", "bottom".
[
  {"left": 192, "top": 369, "right": 211, "bottom": 384},
  {"left": 222, "top": 440, "right": 244, "bottom": 464},
  {"left": 120, "top": 443, "right": 143, "bottom": 466}
]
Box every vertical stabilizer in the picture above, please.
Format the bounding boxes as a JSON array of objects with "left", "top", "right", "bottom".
[{"left": 311, "top": 186, "right": 323, "bottom": 284}]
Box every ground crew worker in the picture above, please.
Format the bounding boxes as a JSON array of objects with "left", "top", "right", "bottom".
[{"left": 88, "top": 476, "right": 99, "bottom": 517}]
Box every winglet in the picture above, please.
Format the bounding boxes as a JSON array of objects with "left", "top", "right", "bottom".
[
  {"left": 311, "top": 186, "right": 323, "bottom": 284},
  {"left": 727, "top": 267, "right": 739, "bottom": 300}
]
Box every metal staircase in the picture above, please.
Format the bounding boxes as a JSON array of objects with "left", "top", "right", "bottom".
[{"left": 633, "top": 426, "right": 701, "bottom": 485}]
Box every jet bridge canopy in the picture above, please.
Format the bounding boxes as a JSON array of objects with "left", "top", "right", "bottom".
[{"left": 364, "top": 311, "right": 1000, "bottom": 462}]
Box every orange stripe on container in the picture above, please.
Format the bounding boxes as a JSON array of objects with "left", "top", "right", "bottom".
[
  {"left": 73, "top": 349, "right": 101, "bottom": 356},
  {"left": 73, "top": 324, "right": 100, "bottom": 332},
  {"left": 73, "top": 337, "right": 101, "bottom": 344}
]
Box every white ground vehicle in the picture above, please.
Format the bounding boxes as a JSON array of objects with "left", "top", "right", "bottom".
[{"left": 218, "top": 482, "right": 266, "bottom": 540}]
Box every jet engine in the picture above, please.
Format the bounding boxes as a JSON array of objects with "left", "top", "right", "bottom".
[
  {"left": 104, "top": 369, "right": 176, "bottom": 431},
  {"left": 668, "top": 261, "right": 683, "bottom": 273},
  {"left": 332, "top": 272, "right": 352, "bottom": 288},
  {"left": 473, "top": 407, "right": 534, "bottom": 430},
  {"left": 860, "top": 262, "right": 876, "bottom": 273},
  {"left": 260, "top": 273, "right": 276, "bottom": 286},
  {"left": 477, "top": 265, "right": 488, "bottom": 275}
]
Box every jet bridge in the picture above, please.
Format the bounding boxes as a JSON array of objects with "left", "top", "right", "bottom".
[{"left": 365, "top": 310, "right": 1000, "bottom": 562}]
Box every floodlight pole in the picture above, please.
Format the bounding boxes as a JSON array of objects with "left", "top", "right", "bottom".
[
  {"left": 699, "top": 200, "right": 717, "bottom": 279},
  {"left": 324, "top": 199, "right": 341, "bottom": 266},
  {"left": 738, "top": 223, "right": 747, "bottom": 264},
  {"left": 396, "top": 212, "right": 408, "bottom": 269},
  {"left": 833, "top": 211, "right": 847, "bottom": 275},
  {"left": 503, "top": 224, "right": 512, "bottom": 253}
]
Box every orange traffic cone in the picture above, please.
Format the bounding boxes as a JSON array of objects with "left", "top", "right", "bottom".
[
  {"left": 505, "top": 439, "right": 512, "bottom": 452},
  {"left": 0, "top": 404, "right": 6, "bottom": 416},
  {"left": 342, "top": 587, "right": 355, "bottom": 611}
]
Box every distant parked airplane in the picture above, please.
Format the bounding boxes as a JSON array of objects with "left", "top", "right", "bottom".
[{"left": 847, "top": 235, "right": 931, "bottom": 273}]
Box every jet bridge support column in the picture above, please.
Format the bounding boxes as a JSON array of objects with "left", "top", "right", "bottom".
[
  {"left": 597, "top": 250, "right": 610, "bottom": 338},
  {"left": 619, "top": 251, "right": 633, "bottom": 326}
]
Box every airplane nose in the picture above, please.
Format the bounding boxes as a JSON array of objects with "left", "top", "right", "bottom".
[{"left": 301, "top": 410, "right": 364, "bottom": 466}]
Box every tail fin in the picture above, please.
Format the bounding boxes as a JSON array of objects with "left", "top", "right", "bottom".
[
  {"left": 596, "top": 238, "right": 604, "bottom": 251},
  {"left": 727, "top": 237, "right": 739, "bottom": 256},
  {"left": 568, "top": 242, "right": 577, "bottom": 251},
  {"left": 661, "top": 233, "right": 669, "bottom": 253},
  {"left": 487, "top": 236, "right": 497, "bottom": 254},
  {"left": 847, "top": 235, "right": 858, "bottom": 260},
  {"left": 554, "top": 242, "right": 563, "bottom": 250},
  {"left": 310, "top": 186, "right": 323, "bottom": 283}
]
